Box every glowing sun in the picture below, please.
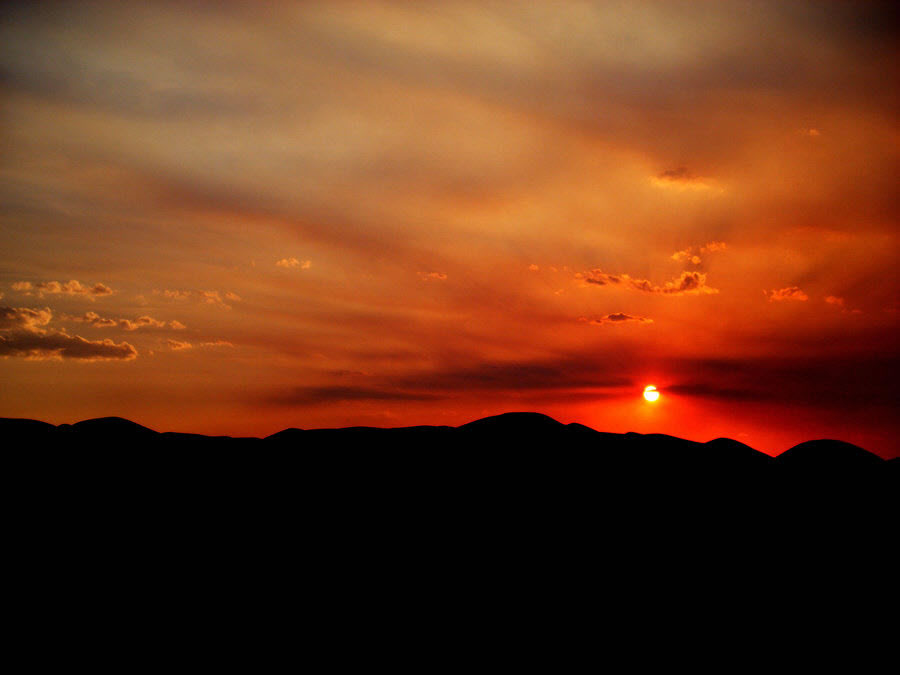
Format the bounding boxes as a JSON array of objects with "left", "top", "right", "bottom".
[{"left": 643, "top": 385, "right": 660, "bottom": 402}]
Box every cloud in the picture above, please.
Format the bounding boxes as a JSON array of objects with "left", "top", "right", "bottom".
[
  {"left": 156, "top": 289, "right": 240, "bottom": 308},
  {"left": 671, "top": 242, "right": 726, "bottom": 265},
  {"left": 528, "top": 264, "right": 540, "bottom": 271},
  {"left": 667, "top": 353, "right": 899, "bottom": 411},
  {"left": 700, "top": 241, "right": 727, "bottom": 254},
  {"left": 766, "top": 286, "right": 808, "bottom": 302},
  {"left": 166, "top": 338, "right": 232, "bottom": 351},
  {"left": 825, "top": 296, "right": 844, "bottom": 307},
  {"left": 12, "top": 280, "right": 114, "bottom": 298},
  {"left": 0, "top": 305, "right": 136, "bottom": 360},
  {"left": 0, "top": 306, "right": 53, "bottom": 332},
  {"left": 671, "top": 249, "right": 702, "bottom": 265},
  {"left": 268, "top": 385, "right": 439, "bottom": 406},
  {"left": 198, "top": 340, "right": 234, "bottom": 348},
  {"left": 578, "top": 269, "right": 718, "bottom": 295},
  {"left": 276, "top": 257, "right": 312, "bottom": 269},
  {"left": 421, "top": 272, "right": 448, "bottom": 281},
  {"left": 652, "top": 167, "right": 711, "bottom": 190},
  {"left": 166, "top": 339, "right": 193, "bottom": 351},
  {"left": 0, "top": 330, "right": 137, "bottom": 360},
  {"left": 68, "top": 311, "right": 185, "bottom": 331},
  {"left": 579, "top": 313, "right": 654, "bottom": 326}
]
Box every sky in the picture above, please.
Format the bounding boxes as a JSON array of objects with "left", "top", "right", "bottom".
[{"left": 1, "top": 1, "right": 898, "bottom": 456}]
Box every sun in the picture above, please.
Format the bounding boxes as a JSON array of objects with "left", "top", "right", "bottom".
[{"left": 643, "top": 385, "right": 660, "bottom": 402}]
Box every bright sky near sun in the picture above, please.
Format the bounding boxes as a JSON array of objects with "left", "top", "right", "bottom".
[{"left": 1, "top": 1, "right": 898, "bottom": 456}]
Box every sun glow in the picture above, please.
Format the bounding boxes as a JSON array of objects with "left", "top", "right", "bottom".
[{"left": 643, "top": 385, "right": 660, "bottom": 402}]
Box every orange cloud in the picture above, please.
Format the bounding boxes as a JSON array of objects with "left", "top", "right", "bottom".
[
  {"left": 276, "top": 257, "right": 312, "bottom": 269},
  {"left": 68, "top": 311, "right": 185, "bottom": 331},
  {"left": 0, "top": 331, "right": 136, "bottom": 360},
  {"left": 1, "top": 306, "right": 53, "bottom": 332},
  {"left": 157, "top": 289, "right": 240, "bottom": 308},
  {"left": 579, "top": 313, "right": 654, "bottom": 326},
  {"left": 167, "top": 339, "right": 193, "bottom": 351},
  {"left": 421, "top": 272, "right": 448, "bottom": 281},
  {"left": 579, "top": 269, "right": 718, "bottom": 295},
  {"left": 766, "top": 287, "right": 808, "bottom": 302},
  {"left": 12, "top": 280, "right": 114, "bottom": 299},
  {"left": 652, "top": 167, "right": 712, "bottom": 190}
]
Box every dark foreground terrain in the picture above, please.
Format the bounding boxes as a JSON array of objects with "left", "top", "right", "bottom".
[
  {"left": 4, "top": 412, "right": 895, "bottom": 495},
  {"left": 4, "top": 411, "right": 895, "bottom": 628}
]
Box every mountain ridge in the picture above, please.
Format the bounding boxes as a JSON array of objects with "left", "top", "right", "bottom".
[{"left": 1, "top": 411, "right": 892, "bottom": 462}]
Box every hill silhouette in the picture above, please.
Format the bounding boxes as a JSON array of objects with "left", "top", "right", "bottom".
[
  {"left": 3, "top": 411, "right": 891, "bottom": 473},
  {"left": 5, "top": 412, "right": 893, "bottom": 555}
]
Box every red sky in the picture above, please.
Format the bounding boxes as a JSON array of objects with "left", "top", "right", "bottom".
[{"left": 1, "top": 1, "right": 898, "bottom": 456}]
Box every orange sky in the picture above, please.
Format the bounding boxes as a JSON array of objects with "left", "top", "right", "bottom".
[{"left": 1, "top": 1, "right": 898, "bottom": 456}]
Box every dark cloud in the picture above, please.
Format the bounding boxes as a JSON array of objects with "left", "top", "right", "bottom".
[
  {"left": 0, "top": 330, "right": 137, "bottom": 360},
  {"left": 580, "top": 313, "right": 653, "bottom": 326},
  {"left": 657, "top": 167, "right": 698, "bottom": 182},
  {"left": 667, "top": 354, "right": 900, "bottom": 411},
  {"left": 269, "top": 386, "right": 440, "bottom": 406}
]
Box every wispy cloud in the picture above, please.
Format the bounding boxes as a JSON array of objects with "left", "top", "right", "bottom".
[
  {"left": 156, "top": 289, "right": 241, "bottom": 309},
  {"left": 578, "top": 269, "right": 718, "bottom": 295},
  {"left": 276, "top": 257, "right": 312, "bottom": 269},
  {"left": 421, "top": 272, "right": 448, "bottom": 281},
  {"left": 579, "top": 313, "right": 654, "bottom": 326},
  {"left": 67, "top": 311, "right": 185, "bottom": 331},
  {"left": 12, "top": 280, "right": 114, "bottom": 299},
  {"left": 766, "top": 286, "right": 808, "bottom": 302}
]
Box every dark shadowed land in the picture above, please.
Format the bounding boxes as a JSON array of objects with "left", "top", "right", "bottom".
[
  {"left": 4, "top": 412, "right": 895, "bottom": 491},
  {"left": 5, "top": 410, "right": 895, "bottom": 618}
]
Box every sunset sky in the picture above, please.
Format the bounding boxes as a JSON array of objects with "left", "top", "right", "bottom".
[{"left": 2, "top": 1, "right": 898, "bottom": 456}]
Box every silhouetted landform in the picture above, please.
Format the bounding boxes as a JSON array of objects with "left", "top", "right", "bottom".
[
  {"left": 7, "top": 411, "right": 895, "bottom": 560},
  {"left": 4, "top": 412, "right": 895, "bottom": 480}
]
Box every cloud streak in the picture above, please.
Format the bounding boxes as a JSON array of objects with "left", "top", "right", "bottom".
[
  {"left": 766, "top": 287, "right": 808, "bottom": 302},
  {"left": 578, "top": 269, "right": 719, "bottom": 296},
  {"left": 579, "top": 313, "right": 654, "bottom": 326},
  {"left": 12, "top": 280, "right": 114, "bottom": 299},
  {"left": 68, "top": 311, "right": 186, "bottom": 331}
]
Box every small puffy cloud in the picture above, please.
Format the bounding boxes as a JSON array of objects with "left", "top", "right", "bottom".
[
  {"left": 579, "top": 313, "right": 654, "bottom": 326},
  {"left": 276, "top": 257, "right": 312, "bottom": 269},
  {"left": 0, "top": 306, "right": 53, "bottom": 332},
  {"left": 198, "top": 340, "right": 234, "bottom": 348},
  {"left": 766, "top": 286, "right": 809, "bottom": 302},
  {"left": 528, "top": 264, "right": 540, "bottom": 271},
  {"left": 578, "top": 269, "right": 718, "bottom": 296},
  {"left": 167, "top": 339, "right": 193, "bottom": 351},
  {"left": 671, "top": 242, "right": 726, "bottom": 265},
  {"left": 700, "top": 241, "right": 727, "bottom": 253},
  {"left": 807, "top": 128, "right": 821, "bottom": 137},
  {"left": 421, "top": 272, "right": 448, "bottom": 281},
  {"left": 12, "top": 280, "right": 114, "bottom": 299},
  {"left": 671, "top": 249, "right": 701, "bottom": 264},
  {"left": 68, "top": 312, "right": 185, "bottom": 331},
  {"left": 825, "top": 296, "right": 844, "bottom": 307}
]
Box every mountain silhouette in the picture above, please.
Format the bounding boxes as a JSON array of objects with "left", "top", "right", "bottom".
[{"left": 4, "top": 411, "right": 892, "bottom": 471}]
